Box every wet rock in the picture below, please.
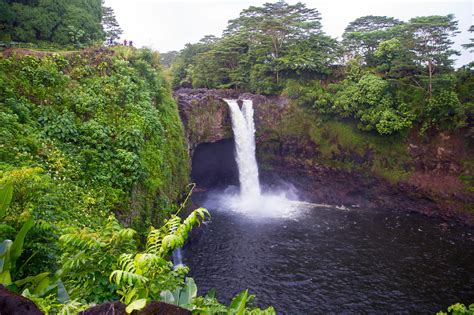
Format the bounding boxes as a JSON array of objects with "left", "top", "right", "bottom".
[
  {"left": 79, "top": 301, "right": 127, "bottom": 315},
  {"left": 173, "top": 88, "right": 289, "bottom": 154},
  {"left": 79, "top": 301, "right": 191, "bottom": 315},
  {"left": 139, "top": 301, "right": 191, "bottom": 315},
  {"left": 0, "top": 285, "right": 43, "bottom": 315},
  {"left": 176, "top": 88, "right": 474, "bottom": 225}
]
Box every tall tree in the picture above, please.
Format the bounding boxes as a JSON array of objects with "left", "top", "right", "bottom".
[
  {"left": 342, "top": 16, "right": 402, "bottom": 65},
  {"left": 101, "top": 3, "right": 122, "bottom": 45},
  {"left": 160, "top": 51, "right": 178, "bottom": 68},
  {"left": 224, "top": 0, "right": 323, "bottom": 85},
  {"left": 171, "top": 36, "right": 217, "bottom": 88},
  {"left": 405, "top": 14, "right": 460, "bottom": 96},
  {"left": 462, "top": 25, "right": 474, "bottom": 52}
]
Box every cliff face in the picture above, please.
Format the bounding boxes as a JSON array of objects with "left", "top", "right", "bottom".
[
  {"left": 175, "top": 88, "right": 288, "bottom": 153},
  {"left": 174, "top": 88, "right": 474, "bottom": 224}
]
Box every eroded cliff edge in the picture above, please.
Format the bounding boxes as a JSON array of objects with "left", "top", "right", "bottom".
[{"left": 174, "top": 88, "right": 474, "bottom": 225}]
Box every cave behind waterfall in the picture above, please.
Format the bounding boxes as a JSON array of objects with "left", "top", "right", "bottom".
[{"left": 191, "top": 139, "right": 238, "bottom": 188}]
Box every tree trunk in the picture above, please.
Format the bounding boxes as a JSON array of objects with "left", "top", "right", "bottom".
[{"left": 428, "top": 60, "right": 433, "bottom": 98}]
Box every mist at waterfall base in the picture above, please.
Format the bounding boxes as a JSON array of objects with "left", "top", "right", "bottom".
[
  {"left": 183, "top": 99, "right": 474, "bottom": 313},
  {"left": 202, "top": 99, "right": 300, "bottom": 219}
]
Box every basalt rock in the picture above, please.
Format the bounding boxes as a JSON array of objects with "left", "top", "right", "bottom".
[
  {"left": 79, "top": 301, "right": 191, "bottom": 315},
  {"left": 174, "top": 88, "right": 288, "bottom": 155},
  {"left": 139, "top": 301, "right": 192, "bottom": 315},
  {"left": 79, "top": 301, "right": 127, "bottom": 315},
  {"left": 175, "top": 88, "right": 474, "bottom": 225},
  {"left": 0, "top": 285, "right": 43, "bottom": 315}
]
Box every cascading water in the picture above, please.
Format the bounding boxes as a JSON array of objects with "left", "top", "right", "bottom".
[
  {"left": 172, "top": 248, "right": 183, "bottom": 268},
  {"left": 218, "top": 99, "right": 297, "bottom": 217},
  {"left": 224, "top": 99, "right": 260, "bottom": 198}
]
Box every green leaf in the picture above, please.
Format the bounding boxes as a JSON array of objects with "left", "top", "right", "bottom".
[
  {"left": 124, "top": 287, "right": 138, "bottom": 304},
  {"left": 32, "top": 273, "right": 50, "bottom": 296},
  {"left": 14, "top": 271, "right": 49, "bottom": 288},
  {"left": 160, "top": 290, "right": 175, "bottom": 304},
  {"left": 206, "top": 288, "right": 217, "bottom": 299},
  {"left": 10, "top": 217, "right": 35, "bottom": 265},
  {"left": 0, "top": 240, "right": 12, "bottom": 273},
  {"left": 57, "top": 279, "right": 70, "bottom": 303},
  {"left": 0, "top": 271, "right": 12, "bottom": 286},
  {"left": 0, "top": 183, "right": 13, "bottom": 218},
  {"left": 125, "top": 298, "right": 147, "bottom": 314},
  {"left": 228, "top": 289, "right": 248, "bottom": 315}
]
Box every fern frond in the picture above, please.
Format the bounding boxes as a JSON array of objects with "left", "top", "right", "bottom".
[
  {"left": 110, "top": 270, "right": 148, "bottom": 286},
  {"left": 134, "top": 253, "right": 166, "bottom": 271},
  {"left": 117, "top": 254, "right": 136, "bottom": 273},
  {"left": 146, "top": 208, "right": 210, "bottom": 256},
  {"left": 59, "top": 234, "right": 99, "bottom": 251},
  {"left": 166, "top": 216, "right": 181, "bottom": 233},
  {"left": 146, "top": 228, "right": 164, "bottom": 254}
]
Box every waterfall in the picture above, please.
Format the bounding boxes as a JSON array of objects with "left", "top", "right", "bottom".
[
  {"left": 224, "top": 99, "right": 261, "bottom": 198},
  {"left": 172, "top": 248, "right": 183, "bottom": 268},
  {"left": 212, "top": 98, "right": 297, "bottom": 218}
]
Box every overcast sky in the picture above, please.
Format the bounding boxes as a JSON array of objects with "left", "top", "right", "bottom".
[{"left": 105, "top": 0, "right": 473, "bottom": 67}]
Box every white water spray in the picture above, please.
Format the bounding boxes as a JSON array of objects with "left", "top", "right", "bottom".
[{"left": 220, "top": 99, "right": 297, "bottom": 218}]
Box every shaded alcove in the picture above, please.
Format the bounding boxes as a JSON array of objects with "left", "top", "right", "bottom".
[{"left": 191, "top": 139, "right": 239, "bottom": 188}]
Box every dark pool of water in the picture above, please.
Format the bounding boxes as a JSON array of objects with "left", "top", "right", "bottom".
[{"left": 183, "top": 192, "right": 474, "bottom": 314}]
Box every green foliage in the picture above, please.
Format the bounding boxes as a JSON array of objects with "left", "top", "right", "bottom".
[
  {"left": 0, "top": 47, "right": 189, "bottom": 282},
  {"left": 342, "top": 15, "right": 403, "bottom": 66},
  {"left": 462, "top": 25, "right": 474, "bottom": 52},
  {"left": 423, "top": 90, "right": 466, "bottom": 132},
  {"left": 437, "top": 303, "right": 474, "bottom": 315},
  {"left": 330, "top": 71, "right": 415, "bottom": 135},
  {"left": 0, "top": 183, "right": 13, "bottom": 217},
  {"left": 0, "top": 183, "right": 35, "bottom": 286},
  {"left": 59, "top": 215, "right": 137, "bottom": 302},
  {"left": 228, "top": 289, "right": 249, "bottom": 315},
  {"left": 160, "top": 277, "right": 197, "bottom": 310},
  {"left": 172, "top": 1, "right": 339, "bottom": 92},
  {"left": 102, "top": 4, "right": 123, "bottom": 45},
  {"left": 110, "top": 208, "right": 209, "bottom": 303},
  {"left": 192, "top": 288, "right": 276, "bottom": 315},
  {"left": 282, "top": 79, "right": 332, "bottom": 114},
  {"left": 0, "top": 0, "right": 104, "bottom": 46}
]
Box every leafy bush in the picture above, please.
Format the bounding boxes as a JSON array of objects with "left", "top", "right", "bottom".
[
  {"left": 59, "top": 216, "right": 137, "bottom": 303},
  {"left": 437, "top": 303, "right": 474, "bottom": 315},
  {"left": 0, "top": 49, "right": 190, "bottom": 275},
  {"left": 423, "top": 90, "right": 467, "bottom": 132},
  {"left": 332, "top": 72, "right": 415, "bottom": 134},
  {"left": 110, "top": 208, "right": 209, "bottom": 304},
  {"left": 282, "top": 79, "right": 333, "bottom": 114}
]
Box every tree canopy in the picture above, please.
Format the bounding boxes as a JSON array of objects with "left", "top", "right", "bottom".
[
  {"left": 0, "top": 0, "right": 104, "bottom": 45},
  {"left": 172, "top": 0, "right": 338, "bottom": 93},
  {"left": 171, "top": 3, "right": 469, "bottom": 136}
]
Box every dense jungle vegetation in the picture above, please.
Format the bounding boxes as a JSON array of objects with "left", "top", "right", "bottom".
[
  {"left": 171, "top": 1, "right": 473, "bottom": 137},
  {"left": 0, "top": 1, "right": 275, "bottom": 314},
  {"left": 0, "top": 0, "right": 472, "bottom": 314}
]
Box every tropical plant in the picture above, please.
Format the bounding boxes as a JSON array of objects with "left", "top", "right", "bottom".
[
  {"left": 59, "top": 215, "right": 137, "bottom": 303},
  {"left": 109, "top": 208, "right": 209, "bottom": 306},
  {"left": 437, "top": 303, "right": 474, "bottom": 315},
  {"left": 0, "top": 182, "right": 35, "bottom": 286}
]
